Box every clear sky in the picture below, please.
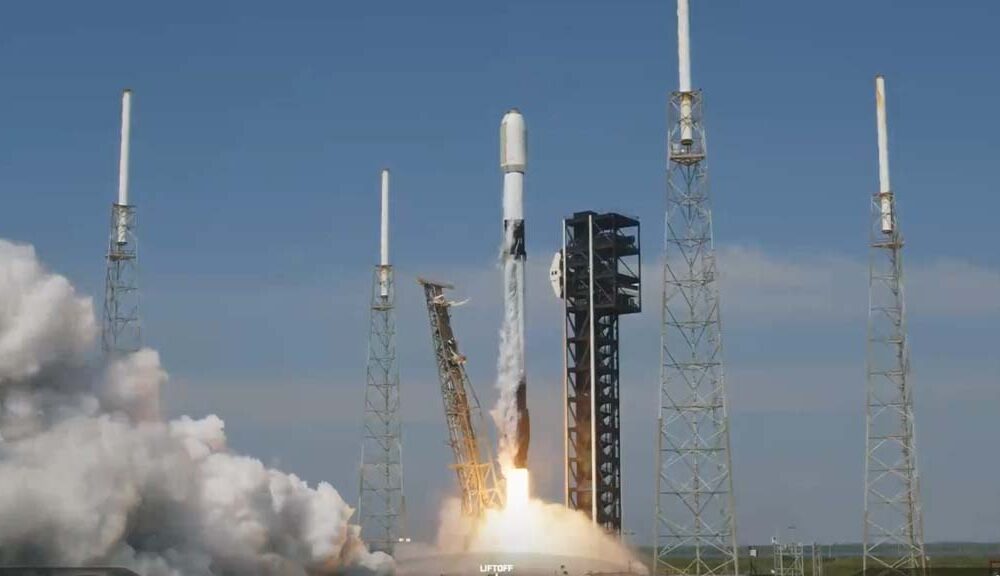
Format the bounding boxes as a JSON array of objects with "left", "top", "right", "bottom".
[{"left": 1, "top": 0, "right": 998, "bottom": 547}]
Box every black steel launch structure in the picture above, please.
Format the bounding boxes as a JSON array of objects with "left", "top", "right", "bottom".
[{"left": 560, "top": 211, "right": 641, "bottom": 536}]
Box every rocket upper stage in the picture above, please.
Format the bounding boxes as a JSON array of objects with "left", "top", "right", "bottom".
[
  {"left": 501, "top": 109, "right": 527, "bottom": 256},
  {"left": 501, "top": 109, "right": 527, "bottom": 259}
]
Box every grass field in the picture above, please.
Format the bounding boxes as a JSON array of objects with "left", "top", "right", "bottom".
[{"left": 636, "top": 543, "right": 1000, "bottom": 576}]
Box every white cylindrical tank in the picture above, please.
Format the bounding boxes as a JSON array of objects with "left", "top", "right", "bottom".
[
  {"left": 875, "top": 75, "right": 893, "bottom": 234},
  {"left": 501, "top": 109, "right": 526, "bottom": 228}
]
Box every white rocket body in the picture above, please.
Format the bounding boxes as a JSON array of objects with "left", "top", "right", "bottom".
[
  {"left": 677, "top": 0, "right": 694, "bottom": 145},
  {"left": 379, "top": 169, "right": 390, "bottom": 297},
  {"left": 500, "top": 109, "right": 530, "bottom": 469},
  {"left": 875, "top": 76, "right": 894, "bottom": 234},
  {"left": 116, "top": 89, "right": 132, "bottom": 244}
]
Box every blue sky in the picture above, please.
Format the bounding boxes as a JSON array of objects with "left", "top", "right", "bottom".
[{"left": 1, "top": 0, "right": 999, "bottom": 546}]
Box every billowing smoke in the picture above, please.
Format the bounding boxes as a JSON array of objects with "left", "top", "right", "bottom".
[
  {"left": 434, "top": 497, "right": 646, "bottom": 574},
  {"left": 491, "top": 251, "right": 523, "bottom": 467},
  {"left": 0, "top": 239, "right": 393, "bottom": 576}
]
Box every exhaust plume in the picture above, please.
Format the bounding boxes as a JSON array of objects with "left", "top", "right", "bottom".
[
  {"left": 0, "top": 239, "right": 392, "bottom": 576},
  {"left": 492, "top": 252, "right": 525, "bottom": 469}
]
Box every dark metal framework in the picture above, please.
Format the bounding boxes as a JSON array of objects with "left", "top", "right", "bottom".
[
  {"left": 359, "top": 265, "right": 405, "bottom": 554},
  {"left": 102, "top": 204, "right": 141, "bottom": 355},
  {"left": 419, "top": 278, "right": 503, "bottom": 516},
  {"left": 562, "top": 211, "right": 641, "bottom": 536}
]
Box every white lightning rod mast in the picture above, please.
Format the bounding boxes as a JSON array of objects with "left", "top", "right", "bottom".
[
  {"left": 359, "top": 167, "right": 404, "bottom": 552},
  {"left": 380, "top": 169, "right": 390, "bottom": 296},
  {"left": 875, "top": 76, "right": 893, "bottom": 233},
  {"left": 103, "top": 88, "right": 141, "bottom": 355},
  {"left": 677, "top": 0, "right": 694, "bottom": 144},
  {"left": 116, "top": 89, "right": 132, "bottom": 243}
]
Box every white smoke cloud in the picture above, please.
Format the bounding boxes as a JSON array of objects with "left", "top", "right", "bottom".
[
  {"left": 492, "top": 233, "right": 524, "bottom": 467},
  {"left": 0, "top": 239, "right": 393, "bottom": 576},
  {"left": 0, "top": 241, "right": 96, "bottom": 384},
  {"left": 434, "top": 497, "right": 644, "bottom": 573}
]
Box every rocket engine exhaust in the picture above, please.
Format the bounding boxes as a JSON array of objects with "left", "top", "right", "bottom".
[{"left": 500, "top": 109, "right": 530, "bottom": 469}]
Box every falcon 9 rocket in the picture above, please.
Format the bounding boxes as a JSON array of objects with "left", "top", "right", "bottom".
[{"left": 500, "top": 109, "right": 530, "bottom": 469}]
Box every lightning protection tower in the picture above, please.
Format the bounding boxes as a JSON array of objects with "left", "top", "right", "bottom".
[
  {"left": 863, "top": 75, "right": 926, "bottom": 576},
  {"left": 654, "top": 1, "right": 739, "bottom": 574},
  {"left": 358, "top": 169, "right": 405, "bottom": 554},
  {"left": 558, "top": 211, "right": 641, "bottom": 536},
  {"left": 103, "top": 89, "right": 141, "bottom": 356}
]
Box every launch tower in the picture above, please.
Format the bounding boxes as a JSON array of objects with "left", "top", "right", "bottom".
[
  {"left": 560, "top": 211, "right": 641, "bottom": 536},
  {"left": 419, "top": 278, "right": 503, "bottom": 515}
]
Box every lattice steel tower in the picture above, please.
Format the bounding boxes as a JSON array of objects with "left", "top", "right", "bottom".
[
  {"left": 863, "top": 75, "right": 926, "bottom": 576},
  {"left": 103, "top": 89, "right": 141, "bottom": 356},
  {"left": 772, "top": 537, "right": 804, "bottom": 576},
  {"left": 655, "top": 1, "right": 738, "bottom": 574},
  {"left": 358, "top": 169, "right": 405, "bottom": 554}
]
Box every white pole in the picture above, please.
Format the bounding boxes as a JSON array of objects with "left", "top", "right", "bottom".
[
  {"left": 381, "top": 169, "right": 390, "bottom": 267},
  {"left": 677, "top": 0, "right": 692, "bottom": 93},
  {"left": 379, "top": 169, "right": 390, "bottom": 297},
  {"left": 118, "top": 89, "right": 132, "bottom": 207},
  {"left": 875, "top": 76, "right": 893, "bottom": 234},
  {"left": 677, "top": 0, "right": 694, "bottom": 144}
]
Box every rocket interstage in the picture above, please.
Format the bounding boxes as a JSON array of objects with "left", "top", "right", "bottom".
[{"left": 500, "top": 109, "right": 530, "bottom": 469}]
